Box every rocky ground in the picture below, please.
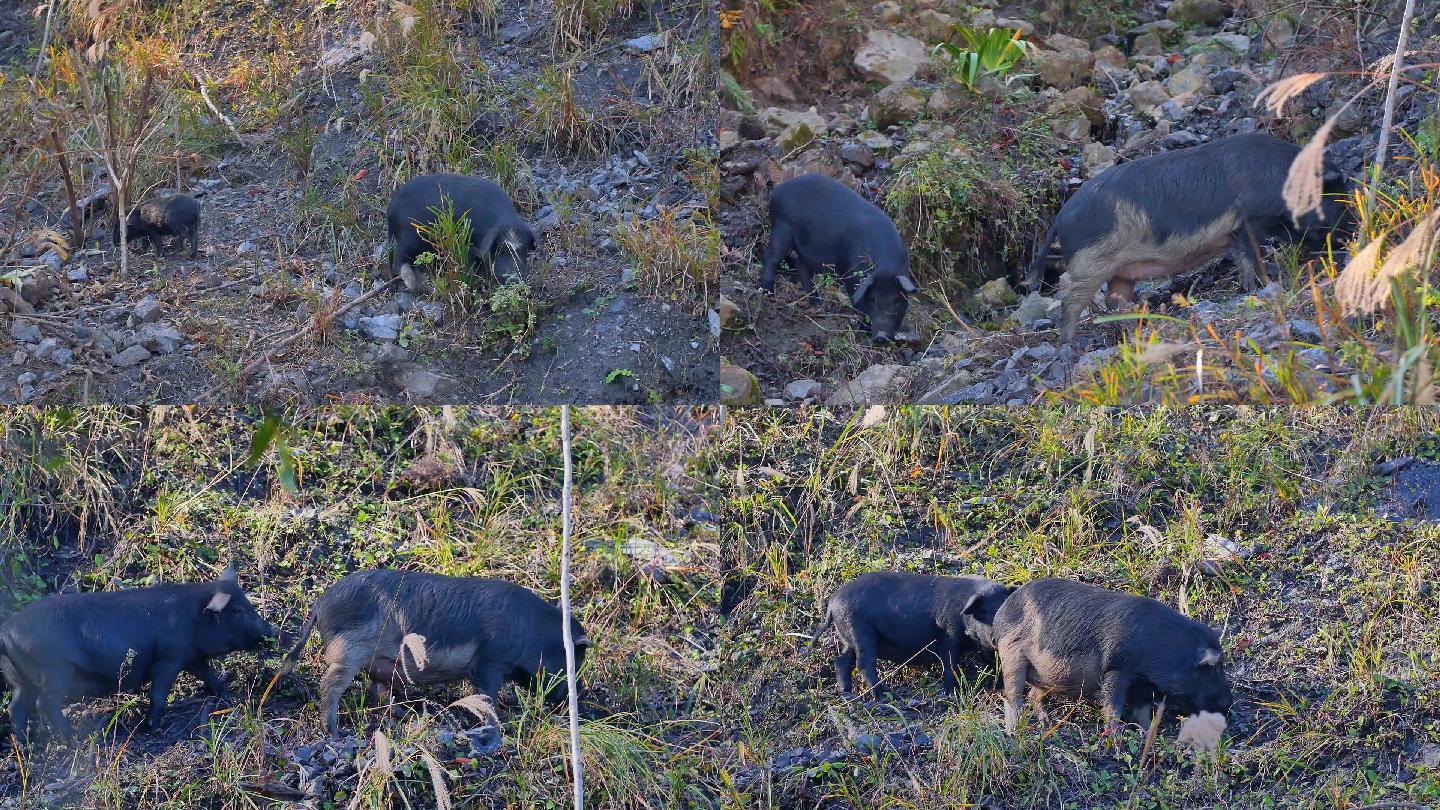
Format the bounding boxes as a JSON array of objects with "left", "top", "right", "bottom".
[
  {"left": 718, "top": 0, "right": 1439, "bottom": 405},
  {"left": 2, "top": 0, "right": 719, "bottom": 405}
]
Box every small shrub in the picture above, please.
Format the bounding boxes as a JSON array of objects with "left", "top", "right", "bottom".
[
  {"left": 485, "top": 280, "right": 539, "bottom": 352},
  {"left": 932, "top": 27, "right": 1033, "bottom": 91}
]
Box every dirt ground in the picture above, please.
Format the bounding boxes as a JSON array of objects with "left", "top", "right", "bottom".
[{"left": 2, "top": 0, "right": 719, "bottom": 405}]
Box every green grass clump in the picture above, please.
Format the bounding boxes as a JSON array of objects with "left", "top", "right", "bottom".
[
  {"left": 932, "top": 27, "right": 1034, "bottom": 91},
  {"left": 884, "top": 122, "right": 1062, "bottom": 290}
]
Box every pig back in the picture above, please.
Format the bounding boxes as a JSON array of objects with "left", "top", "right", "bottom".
[{"left": 315, "top": 570, "right": 569, "bottom": 680}]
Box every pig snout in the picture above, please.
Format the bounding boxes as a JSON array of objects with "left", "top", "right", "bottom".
[
  {"left": 492, "top": 249, "right": 529, "bottom": 285},
  {"left": 853, "top": 275, "right": 912, "bottom": 343}
]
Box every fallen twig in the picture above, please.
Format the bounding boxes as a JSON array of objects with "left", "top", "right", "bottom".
[
  {"left": 193, "top": 69, "right": 244, "bottom": 144},
  {"left": 195, "top": 277, "right": 399, "bottom": 402}
]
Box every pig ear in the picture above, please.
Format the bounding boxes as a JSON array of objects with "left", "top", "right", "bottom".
[
  {"left": 1197, "top": 648, "right": 1221, "bottom": 667},
  {"left": 961, "top": 593, "right": 983, "bottom": 616},
  {"left": 851, "top": 276, "right": 874, "bottom": 307},
  {"left": 217, "top": 564, "right": 238, "bottom": 584},
  {"left": 897, "top": 274, "right": 917, "bottom": 294},
  {"left": 519, "top": 223, "right": 537, "bottom": 253},
  {"left": 206, "top": 590, "right": 233, "bottom": 613},
  {"left": 573, "top": 636, "right": 593, "bottom": 648}
]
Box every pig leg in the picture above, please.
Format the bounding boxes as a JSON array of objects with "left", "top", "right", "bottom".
[
  {"left": 760, "top": 221, "right": 796, "bottom": 292},
  {"left": 1128, "top": 701, "right": 1153, "bottom": 729},
  {"left": 850, "top": 625, "right": 884, "bottom": 696},
  {"left": 144, "top": 661, "right": 183, "bottom": 728},
  {"left": 186, "top": 225, "right": 199, "bottom": 259},
  {"left": 1228, "top": 230, "right": 1263, "bottom": 292},
  {"left": 37, "top": 690, "right": 73, "bottom": 743},
  {"left": 939, "top": 635, "right": 974, "bottom": 694},
  {"left": 319, "top": 638, "right": 371, "bottom": 737},
  {"left": 1026, "top": 686, "right": 1052, "bottom": 726},
  {"left": 187, "top": 661, "right": 232, "bottom": 703},
  {"left": 320, "top": 660, "right": 364, "bottom": 737},
  {"left": 468, "top": 664, "right": 505, "bottom": 707},
  {"left": 8, "top": 685, "right": 36, "bottom": 746},
  {"left": 1098, "top": 669, "right": 1133, "bottom": 735},
  {"left": 392, "top": 227, "right": 427, "bottom": 286},
  {"left": 1104, "top": 277, "right": 1136, "bottom": 312},
  {"left": 1001, "top": 654, "right": 1030, "bottom": 733},
  {"left": 1059, "top": 248, "right": 1114, "bottom": 343},
  {"left": 833, "top": 645, "right": 856, "bottom": 694}
]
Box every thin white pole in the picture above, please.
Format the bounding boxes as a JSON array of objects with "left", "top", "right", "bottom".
[
  {"left": 558, "top": 405, "right": 584, "bottom": 810},
  {"left": 1367, "top": 0, "right": 1417, "bottom": 212}
]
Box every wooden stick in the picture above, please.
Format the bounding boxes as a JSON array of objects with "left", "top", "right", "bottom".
[{"left": 1366, "top": 0, "right": 1418, "bottom": 212}]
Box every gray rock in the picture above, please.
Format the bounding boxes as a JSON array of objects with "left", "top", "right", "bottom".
[
  {"left": 784, "top": 379, "right": 823, "bottom": 401},
  {"left": 826, "top": 363, "right": 917, "bottom": 405},
  {"left": 465, "top": 726, "right": 503, "bottom": 757},
  {"left": 972, "top": 277, "right": 1017, "bottom": 310},
  {"left": 1167, "top": 0, "right": 1230, "bottom": 26},
  {"left": 870, "top": 82, "right": 927, "bottom": 129},
  {"left": 33, "top": 337, "right": 62, "bottom": 362},
  {"left": 623, "top": 32, "right": 667, "bottom": 53},
  {"left": 67, "top": 267, "right": 90, "bottom": 282},
  {"left": 1287, "top": 319, "right": 1323, "bottom": 343},
  {"left": 395, "top": 365, "right": 459, "bottom": 399},
  {"left": 856, "top": 130, "right": 894, "bottom": 151},
  {"left": 935, "top": 381, "right": 996, "bottom": 404},
  {"left": 138, "top": 323, "right": 185, "bottom": 354},
  {"left": 918, "top": 367, "right": 976, "bottom": 403},
  {"left": 840, "top": 142, "right": 876, "bottom": 169},
  {"left": 853, "top": 30, "right": 930, "bottom": 85},
  {"left": 1033, "top": 46, "right": 1096, "bottom": 90},
  {"left": 359, "top": 314, "right": 403, "bottom": 341},
  {"left": 497, "top": 21, "right": 530, "bottom": 43},
  {"left": 1162, "top": 129, "right": 1204, "bottom": 148},
  {"left": 110, "top": 344, "right": 152, "bottom": 367},
  {"left": 854, "top": 733, "right": 883, "bottom": 755},
  {"left": 132, "top": 296, "right": 163, "bottom": 325},
  {"left": 1025, "top": 343, "right": 1058, "bottom": 361},
  {"left": 1012, "top": 291, "right": 1060, "bottom": 326},
  {"left": 12, "top": 321, "right": 41, "bottom": 343}
]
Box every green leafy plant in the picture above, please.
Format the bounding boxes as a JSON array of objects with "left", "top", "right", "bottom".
[
  {"left": 485, "top": 281, "right": 539, "bottom": 352},
  {"left": 414, "top": 196, "right": 479, "bottom": 305},
  {"left": 932, "top": 27, "right": 1033, "bottom": 90},
  {"left": 605, "top": 368, "right": 637, "bottom": 384}
]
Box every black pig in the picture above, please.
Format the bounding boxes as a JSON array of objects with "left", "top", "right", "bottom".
[
  {"left": 992, "top": 578, "right": 1233, "bottom": 733},
  {"left": 0, "top": 566, "right": 276, "bottom": 745},
  {"left": 386, "top": 174, "right": 536, "bottom": 290},
  {"left": 1027, "top": 133, "right": 1351, "bottom": 342},
  {"left": 114, "top": 193, "right": 200, "bottom": 258},
  {"left": 283, "top": 570, "right": 590, "bottom": 737},
  {"left": 762, "top": 173, "right": 917, "bottom": 342},
  {"left": 812, "top": 572, "right": 1013, "bottom": 695}
]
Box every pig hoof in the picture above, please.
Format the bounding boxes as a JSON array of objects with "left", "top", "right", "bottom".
[{"left": 400, "top": 264, "right": 421, "bottom": 291}]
